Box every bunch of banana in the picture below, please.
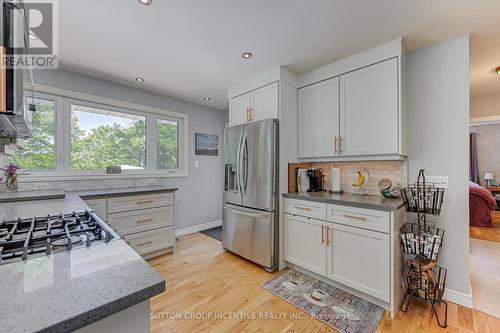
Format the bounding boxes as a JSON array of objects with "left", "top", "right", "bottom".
[{"left": 352, "top": 171, "right": 365, "bottom": 187}]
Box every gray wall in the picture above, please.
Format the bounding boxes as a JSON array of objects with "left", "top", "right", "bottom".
[
  {"left": 407, "top": 35, "right": 470, "bottom": 296},
  {"left": 471, "top": 124, "right": 500, "bottom": 186},
  {"left": 30, "top": 69, "right": 228, "bottom": 231}
]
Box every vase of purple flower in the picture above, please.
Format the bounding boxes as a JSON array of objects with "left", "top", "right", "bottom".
[{"left": 2, "top": 164, "right": 20, "bottom": 191}]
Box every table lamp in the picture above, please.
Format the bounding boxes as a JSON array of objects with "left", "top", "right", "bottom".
[{"left": 484, "top": 172, "right": 495, "bottom": 186}]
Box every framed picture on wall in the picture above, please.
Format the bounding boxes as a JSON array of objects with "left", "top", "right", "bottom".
[{"left": 195, "top": 133, "right": 219, "bottom": 156}]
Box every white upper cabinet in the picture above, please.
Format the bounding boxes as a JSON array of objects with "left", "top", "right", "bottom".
[
  {"left": 251, "top": 82, "right": 279, "bottom": 122},
  {"left": 229, "top": 82, "right": 279, "bottom": 127},
  {"left": 339, "top": 58, "right": 399, "bottom": 156},
  {"left": 296, "top": 38, "right": 406, "bottom": 160},
  {"left": 229, "top": 92, "right": 251, "bottom": 127},
  {"left": 298, "top": 78, "right": 340, "bottom": 158}
]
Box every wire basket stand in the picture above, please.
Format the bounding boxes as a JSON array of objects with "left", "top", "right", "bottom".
[{"left": 399, "top": 169, "right": 448, "bottom": 328}]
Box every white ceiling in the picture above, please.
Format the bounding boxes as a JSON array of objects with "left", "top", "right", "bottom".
[
  {"left": 58, "top": 0, "right": 500, "bottom": 109},
  {"left": 470, "top": 34, "right": 500, "bottom": 98}
]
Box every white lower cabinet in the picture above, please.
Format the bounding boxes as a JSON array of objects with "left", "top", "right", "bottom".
[
  {"left": 84, "top": 198, "right": 107, "bottom": 221},
  {"left": 284, "top": 214, "right": 327, "bottom": 275},
  {"left": 83, "top": 191, "right": 176, "bottom": 259},
  {"left": 326, "top": 223, "right": 390, "bottom": 302},
  {"left": 283, "top": 198, "right": 392, "bottom": 304}
]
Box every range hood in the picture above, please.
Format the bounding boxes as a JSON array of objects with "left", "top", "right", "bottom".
[{"left": 0, "top": 0, "right": 34, "bottom": 139}]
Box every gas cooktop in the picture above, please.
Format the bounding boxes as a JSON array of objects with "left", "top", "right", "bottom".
[{"left": 0, "top": 211, "right": 116, "bottom": 265}]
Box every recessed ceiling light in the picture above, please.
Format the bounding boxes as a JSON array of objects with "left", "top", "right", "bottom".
[
  {"left": 495, "top": 66, "right": 500, "bottom": 75},
  {"left": 138, "top": 0, "right": 152, "bottom": 5},
  {"left": 135, "top": 77, "right": 145, "bottom": 82},
  {"left": 242, "top": 52, "right": 253, "bottom": 59},
  {"left": 203, "top": 97, "right": 211, "bottom": 101}
]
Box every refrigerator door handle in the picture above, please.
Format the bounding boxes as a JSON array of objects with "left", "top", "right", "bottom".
[
  {"left": 223, "top": 204, "right": 270, "bottom": 219},
  {"left": 236, "top": 131, "right": 244, "bottom": 196},
  {"left": 239, "top": 132, "right": 247, "bottom": 196},
  {"left": 243, "top": 133, "right": 249, "bottom": 194}
]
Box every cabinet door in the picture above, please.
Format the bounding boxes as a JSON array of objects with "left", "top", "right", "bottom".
[
  {"left": 284, "top": 213, "right": 327, "bottom": 275},
  {"left": 339, "top": 58, "right": 398, "bottom": 156},
  {"left": 298, "top": 77, "right": 340, "bottom": 158},
  {"left": 251, "top": 82, "right": 279, "bottom": 122},
  {"left": 229, "top": 93, "right": 251, "bottom": 126},
  {"left": 326, "top": 223, "right": 390, "bottom": 302},
  {"left": 84, "top": 198, "right": 107, "bottom": 221}
]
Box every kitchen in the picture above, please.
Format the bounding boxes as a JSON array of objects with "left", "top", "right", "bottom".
[{"left": 0, "top": 1, "right": 497, "bottom": 332}]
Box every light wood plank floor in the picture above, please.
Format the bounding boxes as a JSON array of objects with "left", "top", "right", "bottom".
[
  {"left": 148, "top": 233, "right": 500, "bottom": 332},
  {"left": 470, "top": 212, "right": 500, "bottom": 242}
]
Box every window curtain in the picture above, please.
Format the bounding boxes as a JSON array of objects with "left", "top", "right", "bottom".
[{"left": 470, "top": 132, "right": 480, "bottom": 184}]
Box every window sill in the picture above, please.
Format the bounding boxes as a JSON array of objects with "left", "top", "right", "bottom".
[{"left": 18, "top": 171, "right": 189, "bottom": 182}]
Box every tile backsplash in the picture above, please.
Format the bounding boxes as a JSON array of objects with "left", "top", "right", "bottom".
[
  {"left": 310, "top": 160, "right": 408, "bottom": 195},
  {"left": 16, "top": 177, "right": 163, "bottom": 192}
]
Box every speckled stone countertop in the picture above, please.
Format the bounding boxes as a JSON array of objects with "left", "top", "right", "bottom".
[
  {"left": 0, "top": 186, "right": 178, "bottom": 220},
  {"left": 0, "top": 186, "right": 176, "bottom": 332},
  {"left": 0, "top": 189, "right": 65, "bottom": 203},
  {"left": 282, "top": 191, "right": 405, "bottom": 211},
  {"left": 0, "top": 239, "right": 165, "bottom": 333}
]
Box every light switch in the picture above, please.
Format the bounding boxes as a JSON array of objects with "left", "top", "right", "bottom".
[{"left": 194, "top": 160, "right": 200, "bottom": 168}]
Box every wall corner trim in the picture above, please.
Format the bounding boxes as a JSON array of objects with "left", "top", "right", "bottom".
[
  {"left": 443, "top": 288, "right": 473, "bottom": 308},
  {"left": 175, "top": 220, "right": 222, "bottom": 237}
]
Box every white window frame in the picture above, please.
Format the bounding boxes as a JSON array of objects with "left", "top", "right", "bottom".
[{"left": 19, "top": 84, "right": 189, "bottom": 181}]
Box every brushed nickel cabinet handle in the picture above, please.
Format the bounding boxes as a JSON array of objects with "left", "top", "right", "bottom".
[
  {"left": 250, "top": 108, "right": 254, "bottom": 121},
  {"left": 339, "top": 137, "right": 344, "bottom": 154},
  {"left": 136, "top": 240, "right": 154, "bottom": 247},
  {"left": 326, "top": 225, "right": 330, "bottom": 245},
  {"left": 136, "top": 200, "right": 154, "bottom": 204},
  {"left": 343, "top": 214, "right": 367, "bottom": 221},
  {"left": 136, "top": 218, "right": 154, "bottom": 224},
  {"left": 321, "top": 225, "right": 325, "bottom": 244},
  {"left": 294, "top": 206, "right": 312, "bottom": 211},
  {"left": 334, "top": 137, "right": 338, "bottom": 154}
]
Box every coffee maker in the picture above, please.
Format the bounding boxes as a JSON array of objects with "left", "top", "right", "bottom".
[{"left": 307, "top": 168, "right": 325, "bottom": 192}]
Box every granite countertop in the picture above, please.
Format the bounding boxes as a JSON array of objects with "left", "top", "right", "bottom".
[
  {"left": 282, "top": 191, "right": 405, "bottom": 211},
  {"left": 0, "top": 189, "right": 66, "bottom": 203},
  {"left": 0, "top": 186, "right": 178, "bottom": 220},
  {"left": 0, "top": 186, "right": 177, "bottom": 332},
  {"left": 0, "top": 240, "right": 165, "bottom": 333}
]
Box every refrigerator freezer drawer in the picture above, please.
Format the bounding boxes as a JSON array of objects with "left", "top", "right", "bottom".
[{"left": 222, "top": 204, "right": 275, "bottom": 269}]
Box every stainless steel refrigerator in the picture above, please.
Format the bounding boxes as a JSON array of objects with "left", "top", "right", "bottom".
[{"left": 222, "top": 119, "right": 278, "bottom": 272}]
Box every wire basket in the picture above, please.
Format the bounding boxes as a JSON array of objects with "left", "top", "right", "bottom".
[
  {"left": 402, "top": 259, "right": 447, "bottom": 304},
  {"left": 401, "top": 223, "right": 445, "bottom": 261},
  {"left": 401, "top": 185, "right": 445, "bottom": 216}
]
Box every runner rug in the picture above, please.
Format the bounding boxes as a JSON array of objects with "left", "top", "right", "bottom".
[{"left": 262, "top": 269, "right": 385, "bottom": 333}]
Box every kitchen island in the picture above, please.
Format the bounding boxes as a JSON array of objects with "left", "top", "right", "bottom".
[{"left": 0, "top": 186, "right": 176, "bottom": 333}]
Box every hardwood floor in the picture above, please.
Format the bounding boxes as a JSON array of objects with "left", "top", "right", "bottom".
[
  {"left": 148, "top": 233, "right": 500, "bottom": 332},
  {"left": 470, "top": 212, "right": 500, "bottom": 242}
]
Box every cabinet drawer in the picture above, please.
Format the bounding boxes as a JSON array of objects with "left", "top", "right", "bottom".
[
  {"left": 108, "top": 206, "right": 173, "bottom": 235},
  {"left": 124, "top": 227, "right": 174, "bottom": 255},
  {"left": 326, "top": 204, "right": 390, "bottom": 233},
  {"left": 84, "top": 198, "right": 107, "bottom": 221},
  {"left": 284, "top": 199, "right": 326, "bottom": 220},
  {"left": 107, "top": 192, "right": 173, "bottom": 213}
]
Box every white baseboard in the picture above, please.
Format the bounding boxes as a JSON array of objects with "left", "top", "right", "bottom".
[
  {"left": 443, "top": 288, "right": 473, "bottom": 308},
  {"left": 175, "top": 220, "right": 222, "bottom": 237}
]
